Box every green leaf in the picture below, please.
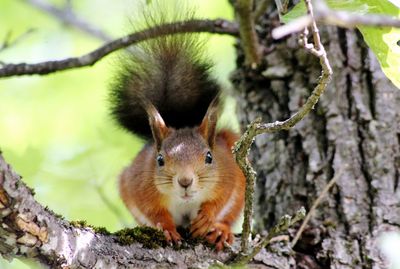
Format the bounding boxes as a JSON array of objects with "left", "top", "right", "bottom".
[
  {"left": 282, "top": 0, "right": 400, "bottom": 89},
  {"left": 358, "top": 1, "right": 400, "bottom": 89},
  {"left": 282, "top": 0, "right": 369, "bottom": 23}
]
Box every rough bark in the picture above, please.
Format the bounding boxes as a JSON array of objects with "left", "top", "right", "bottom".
[
  {"left": 233, "top": 8, "right": 400, "bottom": 269},
  {"left": 0, "top": 154, "right": 300, "bottom": 268}
]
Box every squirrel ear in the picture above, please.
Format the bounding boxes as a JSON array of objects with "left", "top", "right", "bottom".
[
  {"left": 144, "top": 102, "right": 169, "bottom": 150},
  {"left": 199, "top": 96, "right": 219, "bottom": 148}
]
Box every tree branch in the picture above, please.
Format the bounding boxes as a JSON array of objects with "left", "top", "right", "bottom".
[
  {"left": 0, "top": 153, "right": 296, "bottom": 268},
  {"left": 0, "top": 153, "right": 220, "bottom": 267},
  {"left": 272, "top": 0, "right": 400, "bottom": 39},
  {"left": 236, "top": 118, "right": 260, "bottom": 255},
  {"left": 0, "top": 19, "right": 238, "bottom": 78},
  {"left": 234, "top": 0, "right": 332, "bottom": 259},
  {"left": 235, "top": 0, "right": 261, "bottom": 67},
  {"left": 234, "top": 207, "right": 306, "bottom": 264}
]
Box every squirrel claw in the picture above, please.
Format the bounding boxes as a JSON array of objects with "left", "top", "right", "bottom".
[
  {"left": 163, "top": 230, "right": 181, "bottom": 244},
  {"left": 205, "top": 223, "right": 233, "bottom": 251},
  {"left": 156, "top": 222, "right": 181, "bottom": 244},
  {"left": 190, "top": 212, "right": 213, "bottom": 238}
]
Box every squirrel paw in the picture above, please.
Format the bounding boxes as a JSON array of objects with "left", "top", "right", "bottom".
[
  {"left": 205, "top": 223, "right": 234, "bottom": 251},
  {"left": 156, "top": 222, "right": 181, "bottom": 244},
  {"left": 190, "top": 211, "right": 214, "bottom": 238}
]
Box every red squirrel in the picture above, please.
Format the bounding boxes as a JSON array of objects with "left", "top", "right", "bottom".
[{"left": 109, "top": 18, "right": 245, "bottom": 251}]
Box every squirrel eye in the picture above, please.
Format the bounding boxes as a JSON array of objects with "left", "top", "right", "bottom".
[
  {"left": 156, "top": 154, "right": 165, "bottom": 167},
  {"left": 205, "top": 151, "right": 213, "bottom": 164}
]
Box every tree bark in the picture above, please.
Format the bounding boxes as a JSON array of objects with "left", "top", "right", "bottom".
[
  {"left": 233, "top": 8, "right": 400, "bottom": 269},
  {"left": 0, "top": 153, "right": 300, "bottom": 268}
]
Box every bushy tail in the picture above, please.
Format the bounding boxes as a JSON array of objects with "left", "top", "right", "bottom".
[{"left": 109, "top": 10, "right": 220, "bottom": 139}]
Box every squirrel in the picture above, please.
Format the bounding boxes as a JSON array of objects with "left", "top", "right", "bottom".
[{"left": 109, "top": 12, "right": 245, "bottom": 251}]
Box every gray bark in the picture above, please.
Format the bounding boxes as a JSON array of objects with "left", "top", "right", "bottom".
[
  {"left": 0, "top": 154, "right": 297, "bottom": 268},
  {"left": 234, "top": 11, "right": 400, "bottom": 269}
]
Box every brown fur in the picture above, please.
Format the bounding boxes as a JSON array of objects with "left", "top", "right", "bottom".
[
  {"left": 109, "top": 29, "right": 220, "bottom": 138},
  {"left": 112, "top": 10, "right": 244, "bottom": 251},
  {"left": 119, "top": 102, "right": 245, "bottom": 251}
]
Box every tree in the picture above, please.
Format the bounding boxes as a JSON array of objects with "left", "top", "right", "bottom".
[
  {"left": 1, "top": 0, "right": 400, "bottom": 268},
  {"left": 236, "top": 10, "right": 400, "bottom": 269}
]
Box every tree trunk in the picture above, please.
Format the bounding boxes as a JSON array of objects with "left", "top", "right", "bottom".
[{"left": 233, "top": 8, "right": 400, "bottom": 269}]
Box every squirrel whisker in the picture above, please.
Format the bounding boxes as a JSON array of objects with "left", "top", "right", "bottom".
[{"left": 113, "top": 7, "right": 245, "bottom": 251}]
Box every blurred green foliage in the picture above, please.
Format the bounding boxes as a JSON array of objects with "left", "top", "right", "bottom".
[{"left": 0, "top": 0, "right": 236, "bottom": 268}]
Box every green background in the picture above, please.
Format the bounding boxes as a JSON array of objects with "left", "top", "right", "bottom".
[{"left": 0, "top": 0, "right": 236, "bottom": 268}]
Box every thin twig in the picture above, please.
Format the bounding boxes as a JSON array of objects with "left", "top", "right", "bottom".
[
  {"left": 318, "top": 5, "right": 400, "bottom": 28},
  {"left": 236, "top": 118, "right": 261, "bottom": 255},
  {"left": 272, "top": 15, "right": 312, "bottom": 39},
  {"left": 272, "top": 0, "right": 400, "bottom": 39},
  {"left": 255, "top": 0, "right": 332, "bottom": 135},
  {"left": 291, "top": 166, "right": 346, "bottom": 248},
  {"left": 0, "top": 19, "right": 238, "bottom": 78},
  {"left": 0, "top": 31, "right": 13, "bottom": 53},
  {"left": 235, "top": 0, "right": 261, "bottom": 67},
  {"left": 314, "top": 0, "right": 400, "bottom": 29},
  {"left": 234, "top": 0, "right": 332, "bottom": 260},
  {"left": 25, "top": 0, "right": 112, "bottom": 41},
  {"left": 0, "top": 29, "right": 35, "bottom": 53},
  {"left": 233, "top": 207, "right": 306, "bottom": 264}
]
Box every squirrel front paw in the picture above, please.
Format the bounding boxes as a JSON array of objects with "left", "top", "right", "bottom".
[
  {"left": 156, "top": 222, "right": 181, "bottom": 244},
  {"left": 190, "top": 210, "right": 214, "bottom": 238},
  {"left": 190, "top": 212, "right": 233, "bottom": 251},
  {"left": 206, "top": 222, "right": 234, "bottom": 251}
]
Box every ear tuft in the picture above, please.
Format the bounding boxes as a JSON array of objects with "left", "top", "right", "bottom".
[
  {"left": 142, "top": 99, "right": 169, "bottom": 150},
  {"left": 199, "top": 96, "right": 220, "bottom": 148}
]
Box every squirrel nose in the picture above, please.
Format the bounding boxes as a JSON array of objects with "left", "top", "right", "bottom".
[{"left": 178, "top": 177, "right": 193, "bottom": 188}]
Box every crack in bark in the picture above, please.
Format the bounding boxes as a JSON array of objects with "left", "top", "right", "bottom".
[
  {"left": 395, "top": 151, "right": 400, "bottom": 193},
  {"left": 395, "top": 165, "right": 400, "bottom": 192},
  {"left": 296, "top": 134, "right": 312, "bottom": 208},
  {"left": 340, "top": 29, "right": 356, "bottom": 122},
  {"left": 356, "top": 123, "right": 375, "bottom": 234},
  {"left": 337, "top": 28, "right": 348, "bottom": 66},
  {"left": 361, "top": 43, "right": 376, "bottom": 120},
  {"left": 345, "top": 74, "right": 354, "bottom": 120},
  {"left": 356, "top": 237, "right": 373, "bottom": 269},
  {"left": 333, "top": 175, "right": 351, "bottom": 236},
  {"left": 315, "top": 109, "right": 329, "bottom": 160},
  {"left": 396, "top": 134, "right": 400, "bottom": 193}
]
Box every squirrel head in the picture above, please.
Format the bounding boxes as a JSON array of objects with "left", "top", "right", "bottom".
[{"left": 145, "top": 98, "right": 220, "bottom": 202}]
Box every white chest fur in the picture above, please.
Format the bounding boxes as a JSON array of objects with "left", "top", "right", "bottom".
[{"left": 167, "top": 198, "right": 201, "bottom": 227}]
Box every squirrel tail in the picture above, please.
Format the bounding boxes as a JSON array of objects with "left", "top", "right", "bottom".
[{"left": 109, "top": 8, "right": 221, "bottom": 139}]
